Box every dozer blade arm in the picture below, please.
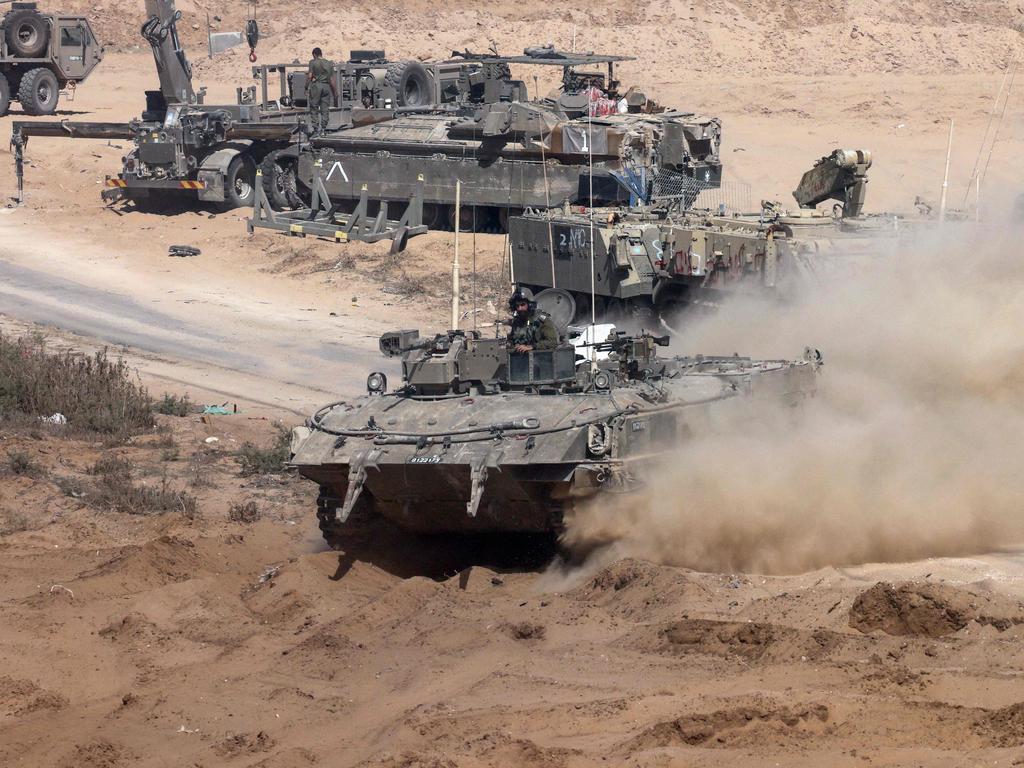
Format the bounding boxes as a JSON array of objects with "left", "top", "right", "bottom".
[
  {"left": 12, "top": 121, "right": 138, "bottom": 141},
  {"left": 792, "top": 148, "right": 872, "bottom": 218}
]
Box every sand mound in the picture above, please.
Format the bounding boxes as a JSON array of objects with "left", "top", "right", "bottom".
[
  {"left": 629, "top": 700, "right": 830, "bottom": 749},
  {"left": 849, "top": 581, "right": 1024, "bottom": 637},
  {"left": 635, "top": 618, "right": 845, "bottom": 663},
  {"left": 973, "top": 702, "right": 1024, "bottom": 747}
]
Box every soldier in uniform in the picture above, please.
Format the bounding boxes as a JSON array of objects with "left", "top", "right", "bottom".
[
  {"left": 507, "top": 288, "right": 558, "bottom": 353},
  {"left": 306, "top": 47, "right": 336, "bottom": 137}
]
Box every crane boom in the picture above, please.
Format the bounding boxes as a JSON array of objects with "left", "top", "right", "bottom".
[{"left": 141, "top": 0, "right": 196, "bottom": 105}]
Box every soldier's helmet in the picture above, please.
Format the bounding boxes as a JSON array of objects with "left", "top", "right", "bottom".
[{"left": 508, "top": 286, "right": 536, "bottom": 313}]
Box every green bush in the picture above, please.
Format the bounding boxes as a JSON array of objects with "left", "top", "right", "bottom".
[
  {"left": 0, "top": 334, "right": 154, "bottom": 436},
  {"left": 237, "top": 427, "right": 291, "bottom": 477},
  {"left": 154, "top": 393, "right": 193, "bottom": 417}
]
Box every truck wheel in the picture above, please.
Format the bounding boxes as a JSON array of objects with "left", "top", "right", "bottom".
[
  {"left": 219, "top": 154, "right": 256, "bottom": 210},
  {"left": 384, "top": 61, "right": 432, "bottom": 108},
  {"left": 18, "top": 68, "right": 59, "bottom": 115},
  {"left": 0, "top": 77, "right": 9, "bottom": 117},
  {"left": 259, "top": 150, "right": 302, "bottom": 210},
  {"left": 5, "top": 9, "right": 49, "bottom": 58}
]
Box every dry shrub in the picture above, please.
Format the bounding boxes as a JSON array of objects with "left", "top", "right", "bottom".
[
  {"left": 0, "top": 509, "right": 30, "bottom": 535},
  {"left": 0, "top": 333, "right": 153, "bottom": 436},
  {"left": 89, "top": 458, "right": 197, "bottom": 517},
  {"left": 6, "top": 450, "right": 41, "bottom": 477},
  {"left": 228, "top": 500, "right": 260, "bottom": 523}
]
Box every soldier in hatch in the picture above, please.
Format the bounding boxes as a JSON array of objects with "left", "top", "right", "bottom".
[
  {"left": 306, "top": 47, "right": 336, "bottom": 137},
  {"left": 507, "top": 288, "right": 558, "bottom": 353}
]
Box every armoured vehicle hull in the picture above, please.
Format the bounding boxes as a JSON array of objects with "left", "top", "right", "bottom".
[
  {"left": 507, "top": 149, "right": 898, "bottom": 317},
  {"left": 290, "top": 330, "right": 819, "bottom": 539},
  {"left": 509, "top": 204, "right": 899, "bottom": 317},
  {"left": 285, "top": 109, "right": 722, "bottom": 232}
]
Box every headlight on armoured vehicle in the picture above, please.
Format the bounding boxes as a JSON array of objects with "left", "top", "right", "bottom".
[
  {"left": 592, "top": 370, "right": 612, "bottom": 391},
  {"left": 366, "top": 371, "right": 387, "bottom": 395}
]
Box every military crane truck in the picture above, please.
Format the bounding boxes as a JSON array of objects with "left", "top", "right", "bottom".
[
  {"left": 10, "top": 0, "right": 499, "bottom": 210},
  {"left": 0, "top": 1, "right": 102, "bottom": 116}
]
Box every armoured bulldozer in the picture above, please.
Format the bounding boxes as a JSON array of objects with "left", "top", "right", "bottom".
[
  {"left": 507, "top": 149, "right": 896, "bottom": 319},
  {"left": 0, "top": 1, "right": 102, "bottom": 116},
  {"left": 289, "top": 326, "right": 820, "bottom": 539}
]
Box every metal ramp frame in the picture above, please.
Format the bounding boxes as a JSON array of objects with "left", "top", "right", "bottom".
[{"left": 246, "top": 171, "right": 428, "bottom": 253}]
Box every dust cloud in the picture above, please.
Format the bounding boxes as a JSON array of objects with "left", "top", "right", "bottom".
[{"left": 563, "top": 210, "right": 1024, "bottom": 574}]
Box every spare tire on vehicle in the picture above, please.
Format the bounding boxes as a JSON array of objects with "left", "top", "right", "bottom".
[
  {"left": 5, "top": 9, "right": 49, "bottom": 58},
  {"left": 383, "top": 61, "right": 433, "bottom": 108},
  {"left": 18, "top": 67, "right": 59, "bottom": 115}
]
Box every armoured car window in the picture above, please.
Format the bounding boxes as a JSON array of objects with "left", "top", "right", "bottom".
[{"left": 61, "top": 27, "right": 84, "bottom": 47}]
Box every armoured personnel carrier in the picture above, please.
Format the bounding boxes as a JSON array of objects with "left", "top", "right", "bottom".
[
  {"left": 290, "top": 327, "right": 820, "bottom": 539},
  {"left": 268, "top": 48, "right": 722, "bottom": 232},
  {"left": 0, "top": 1, "right": 102, "bottom": 116},
  {"left": 507, "top": 149, "right": 896, "bottom": 317}
]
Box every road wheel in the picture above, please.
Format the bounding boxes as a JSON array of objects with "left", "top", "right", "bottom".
[
  {"left": 384, "top": 61, "right": 432, "bottom": 107},
  {"left": 5, "top": 9, "right": 49, "bottom": 58},
  {"left": 0, "top": 77, "right": 10, "bottom": 117},
  {"left": 447, "top": 204, "right": 476, "bottom": 232},
  {"left": 218, "top": 154, "right": 256, "bottom": 210},
  {"left": 258, "top": 150, "right": 302, "bottom": 210},
  {"left": 419, "top": 203, "right": 443, "bottom": 230},
  {"left": 18, "top": 67, "right": 59, "bottom": 115}
]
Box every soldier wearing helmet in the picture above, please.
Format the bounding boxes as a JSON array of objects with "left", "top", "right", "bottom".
[{"left": 507, "top": 288, "right": 558, "bottom": 353}]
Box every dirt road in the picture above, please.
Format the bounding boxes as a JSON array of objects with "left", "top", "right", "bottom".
[{"left": 0, "top": 212, "right": 407, "bottom": 413}]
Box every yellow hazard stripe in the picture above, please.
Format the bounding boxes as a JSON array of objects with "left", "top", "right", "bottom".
[
  {"left": 105, "top": 179, "right": 128, "bottom": 187},
  {"left": 179, "top": 181, "right": 206, "bottom": 189}
]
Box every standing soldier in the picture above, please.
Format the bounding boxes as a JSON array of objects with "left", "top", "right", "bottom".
[
  {"left": 306, "top": 47, "right": 336, "bottom": 137},
  {"left": 507, "top": 288, "right": 559, "bottom": 353}
]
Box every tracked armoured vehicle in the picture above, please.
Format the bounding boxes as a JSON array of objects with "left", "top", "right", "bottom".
[
  {"left": 290, "top": 327, "right": 820, "bottom": 539},
  {"left": 268, "top": 49, "right": 722, "bottom": 232},
  {"left": 508, "top": 149, "right": 899, "bottom": 317}
]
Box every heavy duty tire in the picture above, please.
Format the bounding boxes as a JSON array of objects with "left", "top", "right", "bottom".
[
  {"left": 259, "top": 150, "right": 302, "bottom": 210},
  {"left": 384, "top": 61, "right": 432, "bottom": 108},
  {"left": 0, "top": 76, "right": 9, "bottom": 117},
  {"left": 5, "top": 9, "right": 49, "bottom": 58},
  {"left": 18, "top": 67, "right": 59, "bottom": 115},
  {"left": 219, "top": 154, "right": 256, "bottom": 210}
]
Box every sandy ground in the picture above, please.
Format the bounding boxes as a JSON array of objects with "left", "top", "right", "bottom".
[
  {"left": 3, "top": 0, "right": 1024, "bottom": 764},
  {"left": 3, "top": 426, "right": 1024, "bottom": 768}
]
